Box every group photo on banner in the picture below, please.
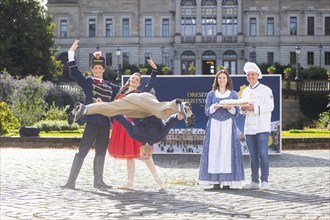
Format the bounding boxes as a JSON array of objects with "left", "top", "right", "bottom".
[{"left": 122, "top": 74, "right": 282, "bottom": 155}]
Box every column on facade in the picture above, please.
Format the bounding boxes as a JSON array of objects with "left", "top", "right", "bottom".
[
  {"left": 217, "top": 2, "right": 223, "bottom": 66},
  {"left": 174, "top": 50, "right": 181, "bottom": 75},
  {"left": 175, "top": 0, "right": 181, "bottom": 41},
  {"left": 196, "top": 50, "right": 203, "bottom": 75},
  {"left": 237, "top": 0, "right": 244, "bottom": 74},
  {"left": 196, "top": 0, "right": 202, "bottom": 43},
  {"left": 216, "top": 1, "right": 223, "bottom": 43}
]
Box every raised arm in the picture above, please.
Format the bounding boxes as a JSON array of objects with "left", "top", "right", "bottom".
[
  {"left": 67, "top": 40, "right": 89, "bottom": 87},
  {"left": 142, "top": 58, "right": 157, "bottom": 92}
]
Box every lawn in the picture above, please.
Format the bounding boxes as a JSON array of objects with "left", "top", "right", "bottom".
[
  {"left": 282, "top": 129, "right": 330, "bottom": 138},
  {"left": 5, "top": 128, "right": 329, "bottom": 138}
]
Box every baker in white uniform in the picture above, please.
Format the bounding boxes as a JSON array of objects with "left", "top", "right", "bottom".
[{"left": 240, "top": 62, "right": 274, "bottom": 190}]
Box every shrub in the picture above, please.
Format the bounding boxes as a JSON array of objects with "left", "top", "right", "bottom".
[
  {"left": 124, "top": 69, "right": 132, "bottom": 75},
  {"left": 0, "top": 70, "right": 16, "bottom": 104},
  {"left": 34, "top": 120, "right": 79, "bottom": 132},
  {"left": 267, "top": 66, "right": 276, "bottom": 73},
  {"left": 45, "top": 85, "right": 84, "bottom": 109},
  {"left": 217, "top": 65, "right": 226, "bottom": 70},
  {"left": 160, "top": 66, "right": 170, "bottom": 75},
  {"left": 0, "top": 102, "right": 20, "bottom": 135},
  {"left": 300, "top": 66, "right": 327, "bottom": 80},
  {"left": 10, "top": 75, "right": 52, "bottom": 126},
  {"left": 317, "top": 110, "right": 330, "bottom": 130},
  {"left": 140, "top": 68, "right": 148, "bottom": 75},
  {"left": 122, "top": 63, "right": 140, "bottom": 76},
  {"left": 103, "top": 68, "right": 118, "bottom": 82},
  {"left": 43, "top": 102, "right": 70, "bottom": 121}
]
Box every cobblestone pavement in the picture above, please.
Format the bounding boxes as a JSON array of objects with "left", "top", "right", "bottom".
[{"left": 1, "top": 148, "right": 329, "bottom": 220}]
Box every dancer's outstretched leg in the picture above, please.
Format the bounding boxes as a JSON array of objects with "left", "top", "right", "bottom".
[
  {"left": 144, "top": 157, "right": 164, "bottom": 189},
  {"left": 68, "top": 92, "right": 195, "bottom": 127}
]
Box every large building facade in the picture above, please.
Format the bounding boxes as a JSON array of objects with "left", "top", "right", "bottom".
[{"left": 47, "top": 0, "right": 330, "bottom": 76}]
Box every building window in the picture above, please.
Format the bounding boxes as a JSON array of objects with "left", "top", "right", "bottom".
[
  {"left": 181, "top": 17, "right": 196, "bottom": 36},
  {"left": 249, "top": 52, "right": 256, "bottom": 63},
  {"left": 222, "top": 16, "right": 237, "bottom": 36},
  {"left": 145, "top": 18, "right": 152, "bottom": 37},
  {"left": 164, "top": 52, "right": 169, "bottom": 67},
  {"left": 60, "top": 19, "right": 67, "bottom": 38},
  {"left": 202, "top": 17, "right": 217, "bottom": 36},
  {"left": 307, "top": 16, "right": 314, "bottom": 35},
  {"left": 106, "top": 53, "right": 112, "bottom": 66},
  {"left": 222, "top": 5, "right": 238, "bottom": 42},
  {"left": 307, "top": 52, "right": 314, "bottom": 65},
  {"left": 325, "top": 52, "right": 330, "bottom": 65},
  {"left": 290, "top": 17, "right": 297, "bottom": 35},
  {"left": 267, "top": 17, "right": 274, "bottom": 36},
  {"left": 105, "top": 19, "right": 113, "bottom": 37},
  {"left": 181, "top": 51, "right": 196, "bottom": 75},
  {"left": 123, "top": 52, "right": 129, "bottom": 66},
  {"left": 267, "top": 52, "right": 274, "bottom": 65},
  {"left": 325, "top": 17, "right": 330, "bottom": 35},
  {"left": 249, "top": 18, "right": 256, "bottom": 36},
  {"left": 162, "top": 18, "right": 170, "bottom": 37},
  {"left": 290, "top": 52, "right": 297, "bottom": 65},
  {"left": 202, "top": 6, "right": 217, "bottom": 37},
  {"left": 89, "top": 19, "right": 96, "bottom": 37},
  {"left": 122, "top": 18, "right": 130, "bottom": 37}
]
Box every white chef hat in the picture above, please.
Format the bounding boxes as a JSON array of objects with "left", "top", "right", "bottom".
[{"left": 243, "top": 62, "right": 262, "bottom": 79}]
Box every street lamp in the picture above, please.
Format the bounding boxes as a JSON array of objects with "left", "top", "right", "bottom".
[
  {"left": 115, "top": 46, "right": 121, "bottom": 81},
  {"left": 161, "top": 44, "right": 165, "bottom": 65},
  {"left": 295, "top": 44, "right": 300, "bottom": 81},
  {"left": 319, "top": 43, "right": 323, "bottom": 67}
]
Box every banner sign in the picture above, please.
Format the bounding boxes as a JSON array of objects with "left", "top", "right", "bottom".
[{"left": 123, "top": 75, "right": 282, "bottom": 155}]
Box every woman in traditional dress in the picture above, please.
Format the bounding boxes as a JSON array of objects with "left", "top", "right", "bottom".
[{"left": 199, "top": 70, "right": 245, "bottom": 189}]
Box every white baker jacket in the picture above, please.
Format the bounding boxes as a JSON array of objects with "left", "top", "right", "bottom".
[{"left": 240, "top": 82, "right": 274, "bottom": 135}]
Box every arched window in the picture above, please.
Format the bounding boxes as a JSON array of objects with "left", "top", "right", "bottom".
[
  {"left": 181, "top": 51, "right": 196, "bottom": 75},
  {"left": 222, "top": 0, "right": 238, "bottom": 5},
  {"left": 181, "top": 0, "right": 196, "bottom": 6},
  {"left": 223, "top": 50, "right": 238, "bottom": 75},
  {"left": 202, "top": 50, "right": 217, "bottom": 74}
]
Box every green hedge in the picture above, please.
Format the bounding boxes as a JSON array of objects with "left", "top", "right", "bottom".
[{"left": 34, "top": 120, "right": 79, "bottom": 132}]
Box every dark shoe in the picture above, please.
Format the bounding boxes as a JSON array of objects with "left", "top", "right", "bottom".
[
  {"left": 61, "top": 154, "right": 84, "bottom": 189},
  {"left": 213, "top": 184, "right": 220, "bottom": 189},
  {"left": 93, "top": 156, "right": 113, "bottom": 189},
  {"left": 180, "top": 102, "right": 195, "bottom": 128},
  {"left": 222, "top": 185, "right": 230, "bottom": 190},
  {"left": 68, "top": 102, "right": 86, "bottom": 125}
]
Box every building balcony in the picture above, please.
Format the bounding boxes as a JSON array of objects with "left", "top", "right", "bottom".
[{"left": 181, "top": 36, "right": 196, "bottom": 43}]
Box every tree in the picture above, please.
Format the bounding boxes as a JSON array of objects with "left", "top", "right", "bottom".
[{"left": 0, "top": 0, "right": 60, "bottom": 80}]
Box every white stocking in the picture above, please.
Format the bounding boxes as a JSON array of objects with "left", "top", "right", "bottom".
[
  {"left": 118, "top": 159, "right": 135, "bottom": 190},
  {"left": 144, "top": 157, "right": 164, "bottom": 189}
]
